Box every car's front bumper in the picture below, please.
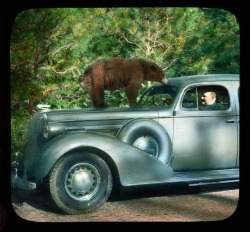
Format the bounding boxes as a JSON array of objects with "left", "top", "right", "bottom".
[{"left": 11, "top": 162, "right": 36, "bottom": 190}]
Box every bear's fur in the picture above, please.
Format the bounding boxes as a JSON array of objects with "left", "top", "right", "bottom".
[{"left": 78, "top": 57, "right": 166, "bottom": 108}]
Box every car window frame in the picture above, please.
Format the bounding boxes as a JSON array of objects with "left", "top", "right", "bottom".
[{"left": 180, "top": 84, "right": 231, "bottom": 112}]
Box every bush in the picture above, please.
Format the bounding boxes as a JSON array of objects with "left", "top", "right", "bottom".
[{"left": 11, "top": 107, "right": 31, "bottom": 161}]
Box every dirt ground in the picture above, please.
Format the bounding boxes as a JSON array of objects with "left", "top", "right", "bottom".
[{"left": 10, "top": 187, "right": 239, "bottom": 223}]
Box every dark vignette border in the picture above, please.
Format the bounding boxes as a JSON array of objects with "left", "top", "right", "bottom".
[{"left": 0, "top": 0, "right": 246, "bottom": 231}]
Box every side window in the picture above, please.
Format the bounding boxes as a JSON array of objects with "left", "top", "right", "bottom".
[
  {"left": 182, "top": 88, "right": 198, "bottom": 109},
  {"left": 182, "top": 85, "right": 230, "bottom": 111},
  {"left": 199, "top": 86, "right": 230, "bottom": 110}
]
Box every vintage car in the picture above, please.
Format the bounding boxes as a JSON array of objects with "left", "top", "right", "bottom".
[{"left": 11, "top": 74, "right": 239, "bottom": 214}]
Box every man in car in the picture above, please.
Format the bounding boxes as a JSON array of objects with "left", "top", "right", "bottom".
[{"left": 200, "top": 91, "right": 225, "bottom": 110}]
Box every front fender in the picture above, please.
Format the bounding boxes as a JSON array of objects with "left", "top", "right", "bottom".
[{"left": 33, "top": 132, "right": 173, "bottom": 186}]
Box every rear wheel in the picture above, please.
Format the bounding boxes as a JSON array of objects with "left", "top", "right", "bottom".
[{"left": 49, "top": 152, "right": 112, "bottom": 214}]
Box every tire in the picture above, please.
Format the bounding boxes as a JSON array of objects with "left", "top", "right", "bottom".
[
  {"left": 116, "top": 119, "right": 172, "bottom": 164},
  {"left": 49, "top": 152, "right": 112, "bottom": 214}
]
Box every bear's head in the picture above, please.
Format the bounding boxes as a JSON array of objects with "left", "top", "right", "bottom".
[{"left": 140, "top": 59, "right": 167, "bottom": 84}]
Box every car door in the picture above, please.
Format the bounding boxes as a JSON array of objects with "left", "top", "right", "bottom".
[{"left": 171, "top": 82, "right": 238, "bottom": 171}]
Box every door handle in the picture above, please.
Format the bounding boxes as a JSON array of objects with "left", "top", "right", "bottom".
[{"left": 226, "top": 120, "right": 235, "bottom": 123}]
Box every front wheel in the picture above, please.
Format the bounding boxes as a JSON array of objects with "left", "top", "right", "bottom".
[{"left": 49, "top": 152, "right": 112, "bottom": 214}]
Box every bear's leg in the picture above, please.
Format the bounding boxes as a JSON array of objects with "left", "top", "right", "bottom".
[
  {"left": 125, "top": 81, "right": 141, "bottom": 106},
  {"left": 91, "top": 81, "right": 106, "bottom": 108}
]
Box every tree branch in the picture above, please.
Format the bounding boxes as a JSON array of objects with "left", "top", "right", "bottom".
[
  {"left": 46, "top": 65, "right": 80, "bottom": 76},
  {"left": 52, "top": 41, "right": 77, "bottom": 57},
  {"left": 162, "top": 58, "right": 178, "bottom": 71},
  {"left": 42, "top": 83, "right": 74, "bottom": 96},
  {"left": 119, "top": 33, "right": 146, "bottom": 54}
]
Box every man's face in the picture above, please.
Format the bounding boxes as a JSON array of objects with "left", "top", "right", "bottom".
[{"left": 201, "top": 92, "right": 214, "bottom": 105}]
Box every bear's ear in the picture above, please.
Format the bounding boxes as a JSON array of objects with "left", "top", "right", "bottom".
[{"left": 151, "top": 65, "right": 157, "bottom": 71}]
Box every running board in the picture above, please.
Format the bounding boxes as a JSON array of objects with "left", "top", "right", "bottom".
[
  {"left": 125, "top": 168, "right": 239, "bottom": 187},
  {"left": 170, "top": 168, "right": 239, "bottom": 186},
  {"left": 189, "top": 179, "right": 239, "bottom": 187}
]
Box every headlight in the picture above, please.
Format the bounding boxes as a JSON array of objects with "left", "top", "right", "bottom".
[{"left": 43, "top": 123, "right": 68, "bottom": 139}]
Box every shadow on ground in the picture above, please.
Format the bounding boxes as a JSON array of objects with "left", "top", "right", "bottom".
[{"left": 11, "top": 181, "right": 238, "bottom": 214}]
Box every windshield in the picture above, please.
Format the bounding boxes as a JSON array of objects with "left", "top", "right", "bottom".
[{"left": 139, "top": 85, "right": 178, "bottom": 107}]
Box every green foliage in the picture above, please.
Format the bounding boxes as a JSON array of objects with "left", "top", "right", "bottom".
[
  {"left": 10, "top": 7, "right": 240, "bottom": 154},
  {"left": 105, "top": 90, "right": 129, "bottom": 108},
  {"left": 11, "top": 107, "right": 31, "bottom": 160}
]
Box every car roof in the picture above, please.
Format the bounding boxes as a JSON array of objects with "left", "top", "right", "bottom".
[
  {"left": 157, "top": 74, "right": 239, "bottom": 89},
  {"left": 142, "top": 74, "right": 239, "bottom": 97},
  {"left": 168, "top": 74, "right": 238, "bottom": 84}
]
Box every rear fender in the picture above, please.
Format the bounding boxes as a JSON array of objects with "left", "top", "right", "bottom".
[{"left": 32, "top": 132, "right": 173, "bottom": 186}]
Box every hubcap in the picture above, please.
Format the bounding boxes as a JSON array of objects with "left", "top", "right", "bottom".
[
  {"left": 133, "top": 136, "right": 159, "bottom": 157},
  {"left": 65, "top": 163, "right": 100, "bottom": 201}
]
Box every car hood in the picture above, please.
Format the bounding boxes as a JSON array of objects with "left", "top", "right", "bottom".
[
  {"left": 42, "top": 106, "right": 172, "bottom": 123},
  {"left": 23, "top": 106, "right": 173, "bottom": 170}
]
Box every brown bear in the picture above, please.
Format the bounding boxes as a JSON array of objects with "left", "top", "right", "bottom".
[{"left": 78, "top": 57, "right": 167, "bottom": 108}]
